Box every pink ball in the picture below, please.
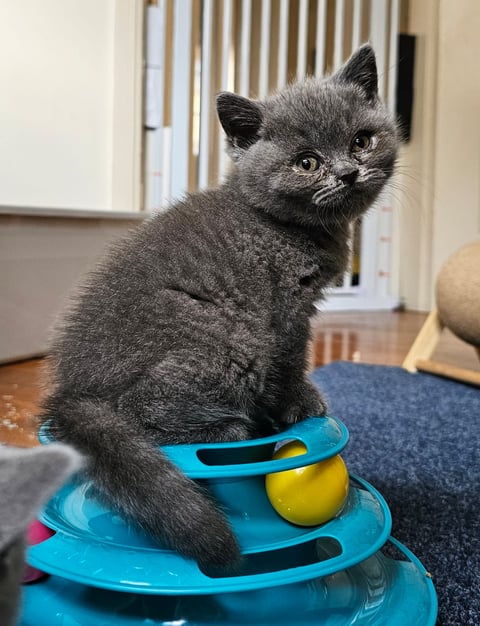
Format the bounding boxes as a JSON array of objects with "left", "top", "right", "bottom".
[{"left": 23, "top": 520, "right": 54, "bottom": 583}]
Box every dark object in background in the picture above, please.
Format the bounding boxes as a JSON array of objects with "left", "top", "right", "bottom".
[{"left": 396, "top": 34, "right": 416, "bottom": 142}]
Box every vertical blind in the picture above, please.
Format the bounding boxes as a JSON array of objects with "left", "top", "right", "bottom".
[{"left": 144, "top": 0, "right": 402, "bottom": 305}]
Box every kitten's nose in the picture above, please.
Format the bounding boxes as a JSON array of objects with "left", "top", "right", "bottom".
[{"left": 336, "top": 165, "right": 359, "bottom": 185}]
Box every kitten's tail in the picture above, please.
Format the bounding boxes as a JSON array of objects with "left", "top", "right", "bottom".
[{"left": 41, "top": 396, "right": 241, "bottom": 569}]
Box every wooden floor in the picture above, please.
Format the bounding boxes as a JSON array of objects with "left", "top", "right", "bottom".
[{"left": 1, "top": 310, "right": 478, "bottom": 448}]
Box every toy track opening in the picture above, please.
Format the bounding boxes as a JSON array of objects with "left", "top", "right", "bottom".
[
  {"left": 200, "top": 537, "right": 342, "bottom": 578},
  {"left": 196, "top": 442, "right": 280, "bottom": 466}
]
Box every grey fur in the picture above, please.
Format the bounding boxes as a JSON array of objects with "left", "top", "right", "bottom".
[
  {"left": 0, "top": 444, "right": 82, "bottom": 626},
  {"left": 40, "top": 45, "right": 398, "bottom": 569}
]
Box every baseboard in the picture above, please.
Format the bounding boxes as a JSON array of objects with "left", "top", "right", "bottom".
[{"left": 0, "top": 214, "right": 142, "bottom": 363}]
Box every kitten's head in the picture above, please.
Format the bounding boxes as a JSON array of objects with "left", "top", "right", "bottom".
[{"left": 217, "top": 45, "right": 398, "bottom": 228}]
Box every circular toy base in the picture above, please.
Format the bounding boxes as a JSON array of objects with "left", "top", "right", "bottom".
[{"left": 20, "top": 538, "right": 437, "bottom": 626}]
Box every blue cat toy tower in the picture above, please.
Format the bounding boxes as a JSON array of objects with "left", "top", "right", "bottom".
[{"left": 22, "top": 415, "right": 437, "bottom": 625}]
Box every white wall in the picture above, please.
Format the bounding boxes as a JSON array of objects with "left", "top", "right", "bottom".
[
  {"left": 0, "top": 1, "right": 144, "bottom": 361},
  {"left": 432, "top": 0, "right": 480, "bottom": 281},
  {"left": 0, "top": 0, "right": 143, "bottom": 212},
  {"left": 398, "top": 0, "right": 480, "bottom": 311}
]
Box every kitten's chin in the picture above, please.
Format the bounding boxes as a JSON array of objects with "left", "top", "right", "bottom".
[
  {"left": 306, "top": 196, "right": 374, "bottom": 229},
  {"left": 311, "top": 183, "right": 383, "bottom": 222},
  {"left": 258, "top": 195, "right": 371, "bottom": 230}
]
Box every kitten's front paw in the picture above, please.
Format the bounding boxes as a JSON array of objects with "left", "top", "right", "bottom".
[{"left": 281, "top": 383, "right": 328, "bottom": 424}]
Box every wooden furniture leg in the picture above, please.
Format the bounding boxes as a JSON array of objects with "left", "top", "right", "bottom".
[
  {"left": 403, "top": 309, "right": 480, "bottom": 386},
  {"left": 402, "top": 309, "right": 444, "bottom": 373},
  {"left": 415, "top": 359, "right": 480, "bottom": 386}
]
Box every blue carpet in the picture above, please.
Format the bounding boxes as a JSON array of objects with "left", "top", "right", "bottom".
[{"left": 311, "top": 362, "right": 480, "bottom": 626}]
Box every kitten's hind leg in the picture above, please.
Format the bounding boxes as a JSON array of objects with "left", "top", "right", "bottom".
[{"left": 117, "top": 374, "right": 257, "bottom": 445}]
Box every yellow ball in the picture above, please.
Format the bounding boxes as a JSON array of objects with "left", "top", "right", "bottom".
[{"left": 265, "top": 441, "right": 349, "bottom": 526}]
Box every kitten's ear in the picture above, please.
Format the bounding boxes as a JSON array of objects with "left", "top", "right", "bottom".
[
  {"left": 333, "top": 44, "right": 378, "bottom": 100},
  {"left": 0, "top": 444, "right": 82, "bottom": 550},
  {"left": 216, "top": 92, "right": 264, "bottom": 158}
]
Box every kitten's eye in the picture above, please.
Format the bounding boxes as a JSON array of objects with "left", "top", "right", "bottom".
[
  {"left": 352, "top": 133, "right": 372, "bottom": 153},
  {"left": 295, "top": 154, "right": 321, "bottom": 172}
]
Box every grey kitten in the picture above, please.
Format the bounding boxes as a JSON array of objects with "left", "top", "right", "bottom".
[
  {"left": 40, "top": 45, "right": 398, "bottom": 570},
  {"left": 0, "top": 444, "right": 81, "bottom": 626}
]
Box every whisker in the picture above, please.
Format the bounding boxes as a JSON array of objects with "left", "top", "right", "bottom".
[
  {"left": 312, "top": 185, "right": 343, "bottom": 205},
  {"left": 360, "top": 169, "right": 386, "bottom": 183}
]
